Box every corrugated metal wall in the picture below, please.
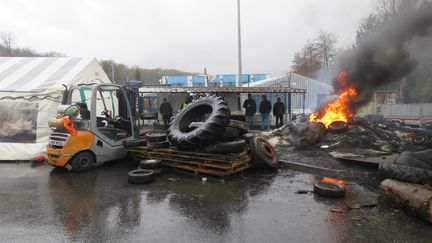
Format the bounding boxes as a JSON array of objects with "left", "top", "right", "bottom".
[{"left": 245, "top": 73, "right": 333, "bottom": 112}]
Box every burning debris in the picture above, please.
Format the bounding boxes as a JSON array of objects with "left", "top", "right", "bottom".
[
  {"left": 308, "top": 3, "right": 432, "bottom": 130},
  {"left": 268, "top": 4, "right": 432, "bottom": 156},
  {"left": 309, "top": 72, "right": 357, "bottom": 128}
]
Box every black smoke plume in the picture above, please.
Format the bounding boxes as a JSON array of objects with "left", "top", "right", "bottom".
[{"left": 332, "top": 3, "right": 432, "bottom": 114}]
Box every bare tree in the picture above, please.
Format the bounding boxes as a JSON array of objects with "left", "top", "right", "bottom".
[
  {"left": 372, "top": 0, "right": 423, "bottom": 22},
  {"left": 356, "top": 14, "right": 382, "bottom": 45},
  {"left": 1, "top": 32, "right": 15, "bottom": 56},
  {"left": 291, "top": 40, "right": 322, "bottom": 76},
  {"left": 134, "top": 67, "right": 142, "bottom": 81},
  {"left": 316, "top": 30, "right": 337, "bottom": 70},
  {"left": 373, "top": 0, "right": 398, "bottom": 21}
]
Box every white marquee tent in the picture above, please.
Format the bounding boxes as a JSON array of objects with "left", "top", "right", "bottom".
[{"left": 0, "top": 57, "right": 111, "bottom": 160}]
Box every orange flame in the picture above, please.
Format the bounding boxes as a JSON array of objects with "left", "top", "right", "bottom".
[
  {"left": 309, "top": 71, "right": 357, "bottom": 128},
  {"left": 322, "top": 177, "right": 346, "bottom": 185}
]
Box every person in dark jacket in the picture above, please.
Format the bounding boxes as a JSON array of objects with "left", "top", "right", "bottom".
[
  {"left": 159, "top": 98, "right": 173, "bottom": 127},
  {"left": 259, "top": 95, "right": 272, "bottom": 130},
  {"left": 242, "top": 94, "right": 256, "bottom": 128},
  {"left": 273, "top": 97, "right": 286, "bottom": 128}
]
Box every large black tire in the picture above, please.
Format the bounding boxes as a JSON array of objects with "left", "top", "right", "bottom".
[
  {"left": 147, "top": 140, "right": 170, "bottom": 149},
  {"left": 394, "top": 150, "right": 432, "bottom": 170},
  {"left": 204, "top": 139, "right": 247, "bottom": 154},
  {"left": 145, "top": 133, "right": 167, "bottom": 142},
  {"left": 139, "top": 159, "right": 163, "bottom": 169},
  {"left": 412, "top": 135, "right": 428, "bottom": 145},
  {"left": 228, "top": 120, "right": 249, "bottom": 134},
  {"left": 328, "top": 121, "right": 348, "bottom": 134},
  {"left": 128, "top": 169, "right": 155, "bottom": 184},
  {"left": 250, "top": 136, "right": 279, "bottom": 169},
  {"left": 378, "top": 163, "right": 432, "bottom": 185},
  {"left": 168, "top": 96, "right": 230, "bottom": 150},
  {"left": 192, "top": 123, "right": 239, "bottom": 140},
  {"left": 70, "top": 151, "right": 94, "bottom": 172},
  {"left": 123, "top": 139, "right": 146, "bottom": 148},
  {"left": 220, "top": 127, "right": 240, "bottom": 140},
  {"left": 313, "top": 182, "right": 346, "bottom": 198}
]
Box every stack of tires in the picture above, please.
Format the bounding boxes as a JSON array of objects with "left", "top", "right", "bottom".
[
  {"left": 167, "top": 95, "right": 279, "bottom": 169},
  {"left": 128, "top": 159, "right": 163, "bottom": 184},
  {"left": 145, "top": 133, "right": 169, "bottom": 148}
]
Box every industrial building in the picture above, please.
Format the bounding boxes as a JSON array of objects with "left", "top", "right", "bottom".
[{"left": 242, "top": 73, "right": 333, "bottom": 114}]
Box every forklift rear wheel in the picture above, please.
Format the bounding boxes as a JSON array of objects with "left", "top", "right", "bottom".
[{"left": 70, "top": 151, "right": 94, "bottom": 172}]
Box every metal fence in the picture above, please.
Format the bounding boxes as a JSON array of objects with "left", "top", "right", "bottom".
[{"left": 377, "top": 103, "right": 432, "bottom": 121}]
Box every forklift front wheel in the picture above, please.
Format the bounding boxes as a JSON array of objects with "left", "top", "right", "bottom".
[{"left": 70, "top": 151, "right": 94, "bottom": 172}]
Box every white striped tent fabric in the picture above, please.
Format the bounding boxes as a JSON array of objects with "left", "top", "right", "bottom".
[{"left": 0, "top": 57, "right": 102, "bottom": 92}]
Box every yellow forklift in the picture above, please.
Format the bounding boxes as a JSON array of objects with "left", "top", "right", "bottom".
[{"left": 46, "top": 83, "right": 137, "bottom": 171}]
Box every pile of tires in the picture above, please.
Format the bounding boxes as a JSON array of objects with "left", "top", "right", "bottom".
[
  {"left": 167, "top": 95, "right": 279, "bottom": 169},
  {"left": 128, "top": 159, "right": 164, "bottom": 184},
  {"left": 145, "top": 133, "right": 169, "bottom": 148}
]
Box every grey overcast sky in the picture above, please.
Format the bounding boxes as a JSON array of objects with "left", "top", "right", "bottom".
[{"left": 0, "top": 0, "right": 373, "bottom": 75}]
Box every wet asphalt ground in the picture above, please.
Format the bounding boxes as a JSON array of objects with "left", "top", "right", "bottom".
[{"left": 0, "top": 160, "right": 431, "bottom": 243}]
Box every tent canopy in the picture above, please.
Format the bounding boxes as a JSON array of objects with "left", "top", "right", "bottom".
[
  {"left": 0, "top": 57, "right": 111, "bottom": 160},
  {"left": 0, "top": 57, "right": 110, "bottom": 93}
]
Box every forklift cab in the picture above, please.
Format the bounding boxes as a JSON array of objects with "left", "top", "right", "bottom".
[{"left": 47, "top": 83, "right": 135, "bottom": 171}]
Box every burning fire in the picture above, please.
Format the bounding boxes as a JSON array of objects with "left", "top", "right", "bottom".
[
  {"left": 309, "top": 71, "right": 357, "bottom": 128},
  {"left": 322, "top": 177, "right": 346, "bottom": 185}
]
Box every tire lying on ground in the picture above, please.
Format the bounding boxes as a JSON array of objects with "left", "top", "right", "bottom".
[
  {"left": 228, "top": 120, "right": 249, "bottom": 134},
  {"left": 328, "top": 121, "right": 349, "bottom": 134},
  {"left": 412, "top": 135, "right": 428, "bottom": 145},
  {"left": 378, "top": 163, "right": 432, "bottom": 185},
  {"left": 168, "top": 96, "right": 230, "bottom": 150},
  {"left": 152, "top": 168, "right": 163, "bottom": 175},
  {"left": 394, "top": 150, "right": 432, "bottom": 170},
  {"left": 123, "top": 138, "right": 147, "bottom": 148},
  {"left": 204, "top": 139, "right": 247, "bottom": 154},
  {"left": 128, "top": 169, "right": 155, "bottom": 184},
  {"left": 145, "top": 133, "right": 167, "bottom": 142},
  {"left": 313, "top": 181, "right": 346, "bottom": 198},
  {"left": 147, "top": 140, "right": 170, "bottom": 149},
  {"left": 139, "top": 159, "right": 163, "bottom": 169},
  {"left": 249, "top": 136, "right": 279, "bottom": 169}
]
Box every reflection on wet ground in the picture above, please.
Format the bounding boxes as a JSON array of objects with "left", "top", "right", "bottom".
[{"left": 0, "top": 161, "right": 431, "bottom": 242}]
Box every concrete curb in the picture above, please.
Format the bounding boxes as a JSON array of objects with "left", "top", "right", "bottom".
[{"left": 280, "top": 159, "right": 378, "bottom": 181}]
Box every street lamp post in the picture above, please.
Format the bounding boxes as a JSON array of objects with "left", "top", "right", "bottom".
[{"left": 237, "top": 0, "right": 242, "bottom": 87}]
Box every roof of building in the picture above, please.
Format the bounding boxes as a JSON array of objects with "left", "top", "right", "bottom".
[{"left": 138, "top": 86, "right": 306, "bottom": 94}]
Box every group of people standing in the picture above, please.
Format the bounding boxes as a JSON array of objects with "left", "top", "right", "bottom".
[{"left": 243, "top": 94, "right": 286, "bottom": 130}]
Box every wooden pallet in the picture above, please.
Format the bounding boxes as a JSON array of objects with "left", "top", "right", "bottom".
[{"left": 128, "top": 146, "right": 251, "bottom": 176}]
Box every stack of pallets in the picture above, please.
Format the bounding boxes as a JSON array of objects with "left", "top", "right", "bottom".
[{"left": 128, "top": 146, "right": 251, "bottom": 176}]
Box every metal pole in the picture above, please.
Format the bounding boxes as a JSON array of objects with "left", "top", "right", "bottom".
[
  {"left": 111, "top": 60, "right": 115, "bottom": 83},
  {"left": 302, "top": 93, "right": 306, "bottom": 114},
  {"left": 236, "top": 0, "right": 242, "bottom": 87},
  {"left": 288, "top": 73, "right": 292, "bottom": 120}
]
